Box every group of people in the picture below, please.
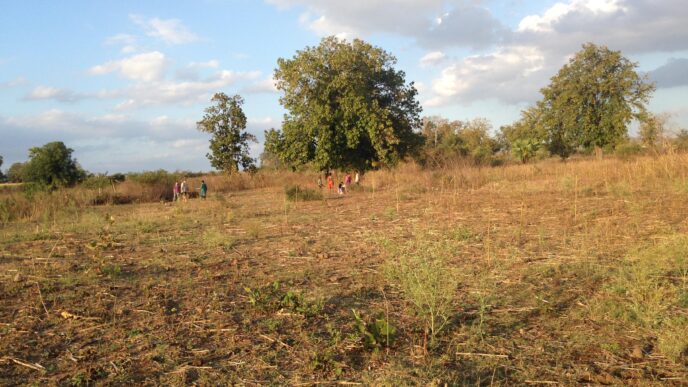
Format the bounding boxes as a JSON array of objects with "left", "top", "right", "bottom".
[
  {"left": 173, "top": 179, "right": 207, "bottom": 202},
  {"left": 318, "top": 171, "right": 360, "bottom": 195}
]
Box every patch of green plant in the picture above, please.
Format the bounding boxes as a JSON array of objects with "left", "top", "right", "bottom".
[
  {"left": 592, "top": 235, "right": 688, "bottom": 363},
  {"left": 244, "top": 281, "right": 323, "bottom": 317},
  {"left": 559, "top": 175, "right": 575, "bottom": 192},
  {"left": 615, "top": 141, "right": 643, "bottom": 160},
  {"left": 310, "top": 348, "right": 343, "bottom": 376},
  {"left": 380, "top": 232, "right": 460, "bottom": 346},
  {"left": 127, "top": 329, "right": 142, "bottom": 337},
  {"left": 383, "top": 207, "right": 397, "bottom": 220},
  {"left": 607, "top": 182, "right": 632, "bottom": 198},
  {"left": 352, "top": 309, "right": 396, "bottom": 349},
  {"left": 450, "top": 225, "right": 478, "bottom": 242},
  {"left": 135, "top": 219, "right": 160, "bottom": 233},
  {"left": 101, "top": 264, "right": 122, "bottom": 278},
  {"left": 201, "top": 227, "right": 236, "bottom": 250},
  {"left": 285, "top": 185, "right": 323, "bottom": 201}
]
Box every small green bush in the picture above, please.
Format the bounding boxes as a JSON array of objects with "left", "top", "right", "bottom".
[
  {"left": 285, "top": 185, "right": 323, "bottom": 201},
  {"left": 615, "top": 141, "right": 643, "bottom": 160},
  {"left": 594, "top": 235, "right": 688, "bottom": 363},
  {"left": 352, "top": 309, "right": 396, "bottom": 349},
  {"left": 381, "top": 233, "right": 459, "bottom": 346}
]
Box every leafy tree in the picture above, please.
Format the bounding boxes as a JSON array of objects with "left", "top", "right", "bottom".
[
  {"left": 639, "top": 112, "right": 669, "bottom": 150},
  {"left": 197, "top": 93, "right": 257, "bottom": 173},
  {"left": 673, "top": 129, "right": 688, "bottom": 152},
  {"left": 498, "top": 105, "right": 546, "bottom": 150},
  {"left": 260, "top": 128, "right": 286, "bottom": 170},
  {"left": 420, "top": 116, "right": 463, "bottom": 167},
  {"left": 419, "top": 116, "right": 498, "bottom": 166},
  {"left": 457, "top": 118, "right": 498, "bottom": 164},
  {"left": 538, "top": 43, "right": 655, "bottom": 158},
  {"left": 7, "top": 162, "right": 25, "bottom": 183},
  {"left": 272, "top": 36, "right": 423, "bottom": 171},
  {"left": 23, "top": 141, "right": 86, "bottom": 189}
]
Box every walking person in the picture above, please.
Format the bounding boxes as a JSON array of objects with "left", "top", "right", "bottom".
[
  {"left": 173, "top": 181, "right": 180, "bottom": 202},
  {"left": 317, "top": 175, "right": 323, "bottom": 189},
  {"left": 200, "top": 180, "right": 207, "bottom": 199},
  {"left": 180, "top": 180, "right": 188, "bottom": 202},
  {"left": 327, "top": 173, "right": 334, "bottom": 193},
  {"left": 345, "top": 172, "right": 352, "bottom": 188},
  {"left": 354, "top": 171, "right": 360, "bottom": 185}
]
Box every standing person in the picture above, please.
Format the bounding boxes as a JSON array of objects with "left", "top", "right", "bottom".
[
  {"left": 317, "top": 175, "right": 323, "bottom": 189},
  {"left": 200, "top": 180, "right": 207, "bottom": 199},
  {"left": 338, "top": 182, "right": 345, "bottom": 195},
  {"left": 354, "top": 171, "right": 360, "bottom": 185},
  {"left": 180, "top": 180, "right": 188, "bottom": 202},
  {"left": 345, "top": 172, "right": 352, "bottom": 188},
  {"left": 327, "top": 173, "right": 334, "bottom": 193},
  {"left": 173, "top": 181, "right": 180, "bottom": 202}
]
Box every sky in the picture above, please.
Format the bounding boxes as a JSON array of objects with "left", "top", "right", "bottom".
[{"left": 1, "top": 0, "right": 687, "bottom": 173}]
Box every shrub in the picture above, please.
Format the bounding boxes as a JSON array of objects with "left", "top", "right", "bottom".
[
  {"left": 285, "top": 185, "right": 323, "bottom": 201},
  {"left": 381, "top": 233, "right": 459, "bottom": 346},
  {"left": 594, "top": 235, "right": 688, "bottom": 363},
  {"left": 615, "top": 141, "right": 643, "bottom": 160}
]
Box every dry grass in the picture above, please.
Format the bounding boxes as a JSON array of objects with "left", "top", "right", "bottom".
[{"left": 1, "top": 154, "right": 688, "bottom": 385}]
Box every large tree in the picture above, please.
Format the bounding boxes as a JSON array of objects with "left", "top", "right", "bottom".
[
  {"left": 271, "top": 36, "right": 423, "bottom": 171},
  {"left": 23, "top": 141, "right": 85, "bottom": 189},
  {"left": 197, "top": 93, "right": 257, "bottom": 173},
  {"left": 538, "top": 43, "right": 655, "bottom": 157}
]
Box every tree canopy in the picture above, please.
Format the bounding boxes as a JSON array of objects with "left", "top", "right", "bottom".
[
  {"left": 504, "top": 43, "right": 654, "bottom": 159},
  {"left": 197, "top": 93, "right": 257, "bottom": 173},
  {"left": 270, "top": 36, "right": 423, "bottom": 171},
  {"left": 23, "top": 141, "right": 85, "bottom": 189}
]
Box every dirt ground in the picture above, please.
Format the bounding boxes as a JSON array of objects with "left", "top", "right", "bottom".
[{"left": 1, "top": 160, "right": 688, "bottom": 385}]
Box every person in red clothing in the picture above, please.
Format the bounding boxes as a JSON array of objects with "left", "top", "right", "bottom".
[{"left": 327, "top": 173, "right": 334, "bottom": 193}]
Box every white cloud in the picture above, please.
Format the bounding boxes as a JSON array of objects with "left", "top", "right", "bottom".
[
  {"left": 242, "top": 77, "right": 278, "bottom": 94},
  {"left": 89, "top": 51, "right": 167, "bottom": 82},
  {"left": 176, "top": 60, "right": 220, "bottom": 81},
  {"left": 0, "top": 76, "right": 26, "bottom": 89},
  {"left": 268, "top": 0, "right": 505, "bottom": 49},
  {"left": 104, "top": 33, "right": 139, "bottom": 54},
  {"left": 130, "top": 14, "right": 198, "bottom": 44},
  {"left": 422, "top": 0, "right": 688, "bottom": 108},
  {"left": 517, "top": 0, "right": 627, "bottom": 33},
  {"left": 429, "top": 46, "right": 546, "bottom": 106},
  {"left": 111, "top": 69, "right": 261, "bottom": 110},
  {"left": 24, "top": 86, "right": 85, "bottom": 102},
  {"left": 419, "top": 51, "right": 446, "bottom": 67}
]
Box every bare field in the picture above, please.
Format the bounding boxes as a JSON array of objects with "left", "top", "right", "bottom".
[{"left": 1, "top": 156, "right": 688, "bottom": 385}]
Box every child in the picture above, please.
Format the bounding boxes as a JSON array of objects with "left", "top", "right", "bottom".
[
  {"left": 338, "top": 182, "right": 345, "bottom": 195},
  {"left": 180, "top": 180, "right": 188, "bottom": 201},
  {"left": 173, "top": 181, "right": 180, "bottom": 202},
  {"left": 327, "top": 174, "right": 334, "bottom": 193},
  {"left": 345, "top": 173, "right": 352, "bottom": 187},
  {"left": 317, "top": 176, "right": 323, "bottom": 189}
]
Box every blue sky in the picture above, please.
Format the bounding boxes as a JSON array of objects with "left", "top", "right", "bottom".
[{"left": 1, "top": 0, "right": 687, "bottom": 173}]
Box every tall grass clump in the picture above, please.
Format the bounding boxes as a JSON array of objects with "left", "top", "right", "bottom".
[
  {"left": 380, "top": 232, "right": 459, "bottom": 346},
  {"left": 285, "top": 185, "right": 323, "bottom": 201},
  {"left": 593, "top": 235, "right": 688, "bottom": 364}
]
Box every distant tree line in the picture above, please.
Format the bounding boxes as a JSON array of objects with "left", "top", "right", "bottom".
[{"left": 3, "top": 41, "right": 686, "bottom": 186}]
